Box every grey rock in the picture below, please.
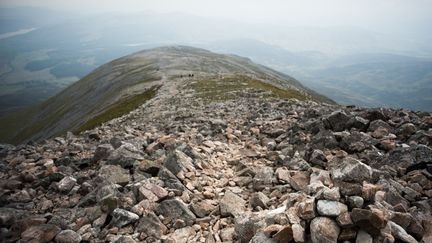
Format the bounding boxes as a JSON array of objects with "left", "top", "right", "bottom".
[
  {"left": 93, "top": 143, "right": 114, "bottom": 161},
  {"left": 389, "top": 221, "right": 418, "bottom": 243},
  {"left": 57, "top": 176, "right": 77, "bottom": 193},
  {"left": 253, "top": 166, "right": 274, "bottom": 191},
  {"left": 111, "top": 208, "right": 139, "bottom": 228},
  {"left": 97, "top": 165, "right": 131, "bottom": 186},
  {"left": 325, "top": 110, "right": 350, "bottom": 132},
  {"left": 250, "top": 192, "right": 270, "bottom": 209},
  {"left": 156, "top": 198, "right": 196, "bottom": 226},
  {"left": 331, "top": 157, "right": 372, "bottom": 183},
  {"left": 250, "top": 232, "right": 276, "bottom": 243},
  {"left": 190, "top": 200, "right": 216, "bottom": 218},
  {"left": 348, "top": 196, "right": 364, "bottom": 209},
  {"left": 107, "top": 143, "right": 145, "bottom": 168},
  {"left": 355, "top": 230, "right": 372, "bottom": 243},
  {"left": 317, "top": 200, "right": 348, "bottom": 217},
  {"left": 136, "top": 212, "right": 167, "bottom": 238},
  {"left": 164, "top": 150, "right": 195, "bottom": 178},
  {"left": 220, "top": 191, "right": 246, "bottom": 217}
]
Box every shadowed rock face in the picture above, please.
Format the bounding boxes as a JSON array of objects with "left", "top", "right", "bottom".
[
  {"left": 0, "top": 46, "right": 333, "bottom": 145},
  {"left": 0, "top": 46, "right": 431, "bottom": 243}
]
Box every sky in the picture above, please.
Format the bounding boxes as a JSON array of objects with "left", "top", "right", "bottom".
[{"left": 1, "top": 0, "right": 431, "bottom": 28}]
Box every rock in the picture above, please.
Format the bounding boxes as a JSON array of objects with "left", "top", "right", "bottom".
[
  {"left": 336, "top": 212, "right": 353, "bottom": 227},
  {"left": 292, "top": 223, "right": 305, "bottom": 242},
  {"left": 351, "top": 208, "right": 387, "bottom": 236},
  {"left": 137, "top": 180, "right": 168, "bottom": 202},
  {"left": 309, "top": 149, "right": 327, "bottom": 167},
  {"left": 275, "top": 167, "right": 290, "bottom": 182},
  {"left": 158, "top": 167, "right": 185, "bottom": 191},
  {"left": 136, "top": 212, "right": 167, "bottom": 238},
  {"left": 111, "top": 208, "right": 139, "bottom": 228},
  {"left": 355, "top": 230, "right": 372, "bottom": 243},
  {"left": 348, "top": 116, "right": 369, "bottom": 131},
  {"left": 297, "top": 196, "right": 316, "bottom": 220},
  {"left": 310, "top": 217, "right": 340, "bottom": 243},
  {"left": 156, "top": 198, "right": 196, "bottom": 226},
  {"left": 288, "top": 171, "right": 310, "bottom": 192},
  {"left": 234, "top": 214, "right": 266, "bottom": 243},
  {"left": 170, "top": 226, "right": 196, "bottom": 243},
  {"left": 322, "top": 187, "right": 340, "bottom": 201},
  {"left": 325, "top": 110, "right": 350, "bottom": 132},
  {"left": 250, "top": 192, "right": 270, "bottom": 209},
  {"left": 97, "top": 165, "right": 131, "bottom": 186},
  {"left": 21, "top": 224, "right": 61, "bottom": 243},
  {"left": 389, "top": 221, "right": 418, "bottom": 243},
  {"left": 272, "top": 225, "right": 293, "bottom": 242},
  {"left": 253, "top": 166, "right": 274, "bottom": 191},
  {"left": 220, "top": 191, "right": 246, "bottom": 217},
  {"left": 397, "top": 123, "right": 417, "bottom": 139},
  {"left": 317, "top": 200, "right": 348, "bottom": 217},
  {"left": 164, "top": 150, "right": 195, "bottom": 178},
  {"left": 250, "top": 232, "right": 276, "bottom": 243},
  {"left": 339, "top": 228, "right": 357, "bottom": 241},
  {"left": 331, "top": 157, "right": 372, "bottom": 183},
  {"left": 339, "top": 131, "right": 377, "bottom": 153},
  {"left": 220, "top": 227, "right": 235, "bottom": 242},
  {"left": 107, "top": 143, "right": 145, "bottom": 168},
  {"left": 190, "top": 200, "right": 216, "bottom": 218},
  {"left": 93, "top": 143, "right": 114, "bottom": 161},
  {"left": 55, "top": 229, "right": 82, "bottom": 243},
  {"left": 57, "top": 176, "right": 77, "bottom": 193},
  {"left": 348, "top": 196, "right": 364, "bottom": 209}
]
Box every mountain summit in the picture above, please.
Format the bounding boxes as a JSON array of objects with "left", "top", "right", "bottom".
[
  {"left": 0, "top": 46, "right": 333, "bottom": 144},
  {"left": 0, "top": 46, "right": 431, "bottom": 242}
]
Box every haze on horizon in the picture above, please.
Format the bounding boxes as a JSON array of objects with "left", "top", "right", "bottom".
[{"left": 2, "top": 0, "right": 432, "bottom": 39}]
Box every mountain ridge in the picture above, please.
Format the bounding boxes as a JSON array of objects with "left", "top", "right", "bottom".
[{"left": 0, "top": 46, "right": 334, "bottom": 144}]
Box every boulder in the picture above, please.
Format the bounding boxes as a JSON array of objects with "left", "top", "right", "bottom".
[
  {"left": 317, "top": 200, "right": 348, "bottom": 217},
  {"left": 107, "top": 143, "right": 145, "bottom": 168},
  {"left": 156, "top": 198, "right": 196, "bottom": 226},
  {"left": 325, "top": 110, "right": 350, "bottom": 132},
  {"left": 220, "top": 191, "right": 246, "bottom": 217},
  {"left": 97, "top": 165, "right": 131, "bottom": 186},
  {"left": 310, "top": 217, "right": 340, "bottom": 243},
  {"left": 351, "top": 208, "right": 387, "bottom": 237},
  {"left": 331, "top": 157, "right": 372, "bottom": 183}
]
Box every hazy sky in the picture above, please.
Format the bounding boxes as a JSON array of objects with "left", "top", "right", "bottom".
[{"left": 1, "top": 0, "right": 431, "bottom": 36}]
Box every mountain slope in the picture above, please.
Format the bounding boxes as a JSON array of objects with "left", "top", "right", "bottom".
[{"left": 0, "top": 46, "right": 333, "bottom": 144}]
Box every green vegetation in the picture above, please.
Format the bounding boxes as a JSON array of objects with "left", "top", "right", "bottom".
[
  {"left": 50, "top": 63, "right": 94, "bottom": 78},
  {"left": 75, "top": 86, "right": 160, "bottom": 133},
  {"left": 189, "top": 75, "right": 309, "bottom": 102}
]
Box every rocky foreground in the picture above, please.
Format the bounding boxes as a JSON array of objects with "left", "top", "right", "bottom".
[{"left": 1, "top": 91, "right": 432, "bottom": 242}]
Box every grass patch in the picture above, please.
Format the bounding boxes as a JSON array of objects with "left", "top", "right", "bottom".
[
  {"left": 75, "top": 86, "right": 160, "bottom": 133},
  {"left": 189, "top": 75, "right": 309, "bottom": 102}
]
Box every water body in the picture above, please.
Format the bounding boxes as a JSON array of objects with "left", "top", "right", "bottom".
[{"left": 0, "top": 28, "right": 36, "bottom": 40}]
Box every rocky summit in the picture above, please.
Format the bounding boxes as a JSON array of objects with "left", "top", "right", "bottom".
[{"left": 1, "top": 47, "right": 432, "bottom": 243}]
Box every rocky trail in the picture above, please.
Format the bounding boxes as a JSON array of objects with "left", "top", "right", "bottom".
[{"left": 1, "top": 77, "right": 432, "bottom": 243}]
